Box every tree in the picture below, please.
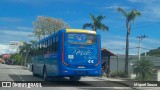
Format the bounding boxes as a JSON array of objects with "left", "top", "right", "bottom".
[
  {"left": 19, "top": 42, "right": 31, "bottom": 66},
  {"left": 83, "top": 14, "right": 109, "bottom": 31},
  {"left": 10, "top": 54, "right": 22, "bottom": 65},
  {"left": 9, "top": 41, "right": 32, "bottom": 66},
  {"left": 32, "top": 16, "right": 70, "bottom": 40},
  {"left": 133, "top": 59, "right": 156, "bottom": 81},
  {"left": 117, "top": 8, "right": 141, "bottom": 77}
]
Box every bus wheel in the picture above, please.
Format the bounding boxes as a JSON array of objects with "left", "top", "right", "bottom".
[
  {"left": 32, "top": 66, "right": 38, "bottom": 77},
  {"left": 43, "top": 67, "right": 48, "bottom": 81},
  {"left": 69, "top": 76, "right": 81, "bottom": 81}
]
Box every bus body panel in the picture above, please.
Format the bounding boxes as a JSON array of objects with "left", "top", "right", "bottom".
[{"left": 30, "top": 29, "right": 101, "bottom": 77}]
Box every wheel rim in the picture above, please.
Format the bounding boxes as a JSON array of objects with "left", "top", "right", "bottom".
[{"left": 43, "top": 70, "right": 46, "bottom": 80}]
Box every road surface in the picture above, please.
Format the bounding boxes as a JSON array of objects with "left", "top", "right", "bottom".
[{"left": 0, "top": 63, "right": 140, "bottom": 90}]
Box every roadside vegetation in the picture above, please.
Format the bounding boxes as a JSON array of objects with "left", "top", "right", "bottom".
[
  {"left": 83, "top": 14, "right": 109, "bottom": 31},
  {"left": 117, "top": 8, "right": 141, "bottom": 77},
  {"left": 142, "top": 47, "right": 160, "bottom": 57},
  {"left": 6, "top": 7, "right": 158, "bottom": 81},
  {"left": 9, "top": 16, "right": 70, "bottom": 66},
  {"left": 110, "top": 71, "right": 125, "bottom": 78},
  {"left": 31, "top": 16, "right": 70, "bottom": 40},
  {"left": 133, "top": 59, "right": 156, "bottom": 81}
]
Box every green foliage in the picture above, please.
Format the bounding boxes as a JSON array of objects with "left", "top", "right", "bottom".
[
  {"left": 117, "top": 8, "right": 141, "bottom": 25},
  {"left": 133, "top": 59, "right": 156, "bottom": 81},
  {"left": 142, "top": 47, "right": 160, "bottom": 57},
  {"left": 110, "top": 71, "right": 125, "bottom": 78},
  {"left": 19, "top": 42, "right": 31, "bottom": 66},
  {"left": 10, "top": 54, "right": 22, "bottom": 65},
  {"left": 117, "top": 7, "right": 141, "bottom": 77},
  {"left": 83, "top": 14, "right": 109, "bottom": 31},
  {"left": 32, "top": 16, "right": 70, "bottom": 40},
  {"left": 10, "top": 41, "right": 32, "bottom": 66}
]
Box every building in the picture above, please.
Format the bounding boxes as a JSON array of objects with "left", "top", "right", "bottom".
[
  {"left": 101, "top": 48, "right": 117, "bottom": 77},
  {"left": 110, "top": 55, "right": 160, "bottom": 81},
  {"left": 1, "top": 54, "right": 11, "bottom": 63}
]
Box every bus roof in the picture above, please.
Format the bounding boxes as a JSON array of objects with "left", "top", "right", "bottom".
[{"left": 66, "top": 29, "right": 96, "bottom": 34}]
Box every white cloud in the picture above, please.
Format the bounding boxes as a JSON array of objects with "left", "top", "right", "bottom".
[
  {"left": 144, "top": 38, "right": 160, "bottom": 44},
  {"left": 128, "top": 0, "right": 156, "bottom": 3},
  {"left": 0, "top": 29, "right": 32, "bottom": 49},
  {"left": 101, "top": 35, "right": 160, "bottom": 55},
  {"left": 102, "top": 38, "right": 138, "bottom": 55},
  {"left": 0, "top": 44, "right": 8, "bottom": 49},
  {"left": 3, "top": 0, "right": 80, "bottom": 5},
  {"left": 105, "top": 5, "right": 130, "bottom": 10},
  {"left": 0, "top": 29, "right": 32, "bottom": 54},
  {"left": 5, "top": 0, "right": 46, "bottom": 4},
  {"left": 16, "top": 27, "right": 33, "bottom": 31},
  {"left": 128, "top": 0, "right": 160, "bottom": 22},
  {"left": 0, "top": 29, "right": 32, "bottom": 36},
  {"left": 0, "top": 44, "right": 18, "bottom": 55},
  {"left": 0, "top": 17, "right": 23, "bottom": 23},
  {"left": 0, "top": 44, "right": 9, "bottom": 55}
]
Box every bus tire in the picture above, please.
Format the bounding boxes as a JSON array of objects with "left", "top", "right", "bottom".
[
  {"left": 32, "top": 65, "right": 38, "bottom": 77},
  {"left": 69, "top": 76, "right": 81, "bottom": 81},
  {"left": 43, "top": 67, "right": 49, "bottom": 81}
]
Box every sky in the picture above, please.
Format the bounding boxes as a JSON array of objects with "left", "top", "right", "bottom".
[{"left": 0, "top": 0, "right": 160, "bottom": 55}]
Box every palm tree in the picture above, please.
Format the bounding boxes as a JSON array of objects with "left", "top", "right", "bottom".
[
  {"left": 117, "top": 8, "right": 141, "bottom": 77},
  {"left": 133, "top": 59, "right": 156, "bottom": 81},
  {"left": 83, "top": 14, "right": 109, "bottom": 31}
]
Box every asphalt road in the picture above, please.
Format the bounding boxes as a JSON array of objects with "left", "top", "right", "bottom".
[{"left": 0, "top": 63, "right": 135, "bottom": 90}]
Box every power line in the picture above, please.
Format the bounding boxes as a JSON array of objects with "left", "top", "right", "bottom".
[{"left": 108, "top": 47, "right": 156, "bottom": 51}]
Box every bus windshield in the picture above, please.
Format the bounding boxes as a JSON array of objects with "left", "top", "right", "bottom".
[{"left": 67, "top": 33, "right": 96, "bottom": 44}]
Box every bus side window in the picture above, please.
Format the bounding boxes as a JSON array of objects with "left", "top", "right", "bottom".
[
  {"left": 36, "top": 45, "right": 38, "bottom": 56},
  {"left": 40, "top": 43, "right": 43, "bottom": 55},
  {"left": 45, "top": 41, "right": 47, "bottom": 54},
  {"left": 46, "top": 40, "right": 48, "bottom": 54},
  {"left": 37, "top": 44, "right": 40, "bottom": 55},
  {"left": 51, "top": 37, "right": 55, "bottom": 53},
  {"left": 47, "top": 39, "right": 50, "bottom": 54},
  {"left": 50, "top": 38, "right": 53, "bottom": 53},
  {"left": 42, "top": 42, "right": 44, "bottom": 55},
  {"left": 33, "top": 46, "right": 35, "bottom": 56},
  {"left": 55, "top": 36, "right": 58, "bottom": 52},
  {"left": 39, "top": 43, "right": 41, "bottom": 55}
]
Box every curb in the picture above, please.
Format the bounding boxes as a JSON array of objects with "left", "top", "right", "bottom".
[
  {"left": 108, "top": 80, "right": 138, "bottom": 90},
  {"left": 96, "top": 77, "right": 138, "bottom": 90}
]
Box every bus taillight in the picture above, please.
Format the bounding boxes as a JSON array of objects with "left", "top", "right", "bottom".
[
  {"left": 62, "top": 33, "right": 69, "bottom": 66},
  {"left": 95, "top": 35, "right": 101, "bottom": 66}
]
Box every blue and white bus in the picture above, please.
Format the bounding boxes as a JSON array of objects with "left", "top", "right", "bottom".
[{"left": 30, "top": 29, "right": 101, "bottom": 81}]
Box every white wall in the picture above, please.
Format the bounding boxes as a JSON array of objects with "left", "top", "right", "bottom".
[{"left": 158, "top": 69, "right": 160, "bottom": 81}]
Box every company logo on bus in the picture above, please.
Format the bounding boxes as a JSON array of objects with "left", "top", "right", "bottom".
[{"left": 72, "top": 49, "right": 92, "bottom": 56}]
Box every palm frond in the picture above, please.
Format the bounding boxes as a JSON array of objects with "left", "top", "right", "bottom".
[
  {"left": 89, "top": 14, "right": 96, "bottom": 20},
  {"left": 117, "top": 7, "right": 128, "bottom": 17},
  {"left": 83, "top": 23, "right": 93, "bottom": 29},
  {"left": 98, "top": 24, "right": 109, "bottom": 31},
  {"left": 133, "top": 59, "right": 155, "bottom": 81},
  {"left": 128, "top": 9, "right": 141, "bottom": 22},
  {"left": 83, "top": 14, "right": 109, "bottom": 31},
  {"left": 97, "top": 15, "right": 106, "bottom": 22}
]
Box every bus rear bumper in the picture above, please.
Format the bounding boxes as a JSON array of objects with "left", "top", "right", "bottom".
[{"left": 59, "top": 66, "right": 101, "bottom": 76}]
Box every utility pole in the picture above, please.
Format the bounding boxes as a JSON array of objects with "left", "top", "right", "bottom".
[{"left": 137, "top": 35, "right": 147, "bottom": 60}]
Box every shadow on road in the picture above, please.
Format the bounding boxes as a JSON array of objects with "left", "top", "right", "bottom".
[
  {"left": 8, "top": 74, "right": 92, "bottom": 87},
  {"left": 8, "top": 74, "right": 129, "bottom": 87},
  {"left": 8, "top": 74, "right": 43, "bottom": 81}
]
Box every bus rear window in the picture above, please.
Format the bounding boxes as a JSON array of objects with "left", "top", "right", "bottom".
[{"left": 67, "top": 33, "right": 96, "bottom": 44}]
